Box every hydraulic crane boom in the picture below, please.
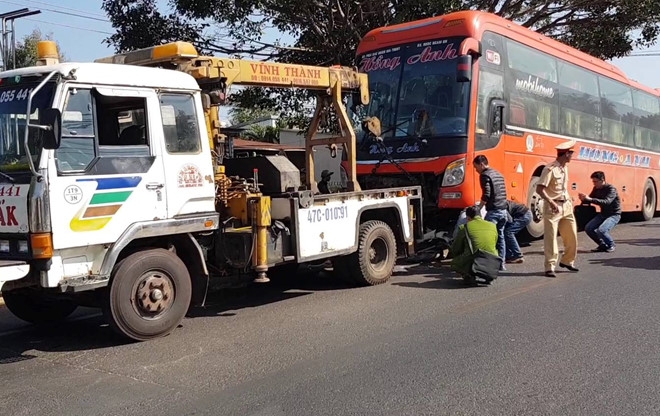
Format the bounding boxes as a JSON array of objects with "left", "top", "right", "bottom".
[{"left": 95, "top": 41, "right": 370, "bottom": 192}]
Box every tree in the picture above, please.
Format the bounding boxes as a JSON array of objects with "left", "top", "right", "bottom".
[
  {"left": 103, "top": 0, "right": 660, "bottom": 119},
  {"left": 229, "top": 107, "right": 275, "bottom": 126},
  {"left": 240, "top": 125, "right": 281, "bottom": 143},
  {"left": 8, "top": 29, "right": 65, "bottom": 69}
]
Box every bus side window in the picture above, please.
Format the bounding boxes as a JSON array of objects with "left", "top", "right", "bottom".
[
  {"left": 599, "top": 76, "right": 634, "bottom": 147},
  {"left": 475, "top": 69, "right": 504, "bottom": 151}
]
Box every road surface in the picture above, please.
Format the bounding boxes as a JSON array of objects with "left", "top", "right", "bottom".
[{"left": 1, "top": 217, "right": 659, "bottom": 416}]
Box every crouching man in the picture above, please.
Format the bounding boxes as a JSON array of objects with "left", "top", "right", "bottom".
[{"left": 450, "top": 206, "right": 499, "bottom": 286}]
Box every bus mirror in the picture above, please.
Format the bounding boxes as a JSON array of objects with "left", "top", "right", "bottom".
[
  {"left": 456, "top": 55, "right": 472, "bottom": 83},
  {"left": 38, "top": 108, "right": 62, "bottom": 149},
  {"left": 487, "top": 99, "right": 507, "bottom": 137}
]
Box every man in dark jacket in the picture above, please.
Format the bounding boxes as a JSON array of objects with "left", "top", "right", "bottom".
[
  {"left": 504, "top": 200, "right": 532, "bottom": 263},
  {"left": 474, "top": 155, "right": 508, "bottom": 269},
  {"left": 578, "top": 171, "right": 622, "bottom": 252},
  {"left": 318, "top": 170, "right": 333, "bottom": 194}
]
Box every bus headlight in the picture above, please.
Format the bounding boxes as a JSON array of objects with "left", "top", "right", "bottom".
[{"left": 441, "top": 158, "right": 465, "bottom": 187}]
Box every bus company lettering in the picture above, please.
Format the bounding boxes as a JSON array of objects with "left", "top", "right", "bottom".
[
  {"left": 515, "top": 76, "right": 555, "bottom": 98},
  {"left": 360, "top": 55, "right": 401, "bottom": 72},
  {"left": 407, "top": 44, "right": 458, "bottom": 65},
  {"left": 578, "top": 146, "right": 651, "bottom": 168},
  {"left": 369, "top": 142, "right": 421, "bottom": 155}
]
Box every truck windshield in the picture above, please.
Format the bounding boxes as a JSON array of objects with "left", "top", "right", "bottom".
[
  {"left": 356, "top": 37, "right": 469, "bottom": 142},
  {"left": 0, "top": 80, "right": 55, "bottom": 174}
]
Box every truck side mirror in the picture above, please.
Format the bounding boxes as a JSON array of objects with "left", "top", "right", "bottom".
[
  {"left": 456, "top": 55, "right": 472, "bottom": 83},
  {"left": 39, "top": 108, "right": 62, "bottom": 149}
]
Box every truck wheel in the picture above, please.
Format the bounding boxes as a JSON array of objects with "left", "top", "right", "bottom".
[
  {"left": 641, "top": 179, "right": 657, "bottom": 221},
  {"left": 102, "top": 248, "right": 192, "bottom": 341},
  {"left": 2, "top": 288, "right": 77, "bottom": 324},
  {"left": 525, "top": 176, "right": 545, "bottom": 238},
  {"left": 349, "top": 220, "right": 397, "bottom": 286}
]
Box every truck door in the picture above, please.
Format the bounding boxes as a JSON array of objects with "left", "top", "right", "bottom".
[
  {"left": 156, "top": 92, "right": 215, "bottom": 217},
  {"left": 49, "top": 86, "right": 168, "bottom": 251}
]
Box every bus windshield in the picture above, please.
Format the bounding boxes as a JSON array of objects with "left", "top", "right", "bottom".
[
  {"left": 358, "top": 37, "right": 470, "bottom": 143},
  {"left": 0, "top": 80, "right": 56, "bottom": 174}
]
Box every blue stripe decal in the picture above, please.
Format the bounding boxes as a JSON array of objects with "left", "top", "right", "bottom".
[{"left": 76, "top": 176, "right": 143, "bottom": 190}]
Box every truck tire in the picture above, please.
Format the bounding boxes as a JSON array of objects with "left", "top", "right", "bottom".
[
  {"left": 2, "top": 288, "right": 77, "bottom": 324},
  {"left": 642, "top": 179, "right": 657, "bottom": 221},
  {"left": 525, "top": 176, "right": 545, "bottom": 238},
  {"left": 102, "top": 248, "right": 192, "bottom": 341},
  {"left": 349, "top": 220, "right": 397, "bottom": 286}
]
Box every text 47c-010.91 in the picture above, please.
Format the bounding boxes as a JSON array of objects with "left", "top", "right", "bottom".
[{"left": 306, "top": 206, "right": 349, "bottom": 223}]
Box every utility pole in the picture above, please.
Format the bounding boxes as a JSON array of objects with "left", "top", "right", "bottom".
[{"left": 0, "top": 8, "right": 41, "bottom": 70}]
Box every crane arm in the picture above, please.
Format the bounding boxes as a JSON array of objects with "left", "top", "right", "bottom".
[
  {"left": 94, "top": 41, "right": 368, "bottom": 102},
  {"left": 95, "top": 41, "right": 369, "bottom": 192}
]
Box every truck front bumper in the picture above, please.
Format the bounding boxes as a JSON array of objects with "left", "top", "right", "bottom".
[{"left": 0, "top": 260, "right": 30, "bottom": 291}]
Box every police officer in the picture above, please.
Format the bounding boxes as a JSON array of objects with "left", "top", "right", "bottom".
[{"left": 535, "top": 140, "right": 579, "bottom": 277}]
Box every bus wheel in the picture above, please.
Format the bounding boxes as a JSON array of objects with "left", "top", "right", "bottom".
[
  {"left": 642, "top": 179, "right": 657, "bottom": 221},
  {"left": 525, "top": 176, "right": 545, "bottom": 238},
  {"left": 102, "top": 248, "right": 192, "bottom": 342},
  {"left": 2, "top": 288, "right": 77, "bottom": 324},
  {"left": 349, "top": 220, "right": 397, "bottom": 286}
]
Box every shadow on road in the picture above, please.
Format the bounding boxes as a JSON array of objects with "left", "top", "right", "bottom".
[
  {"left": 588, "top": 256, "right": 660, "bottom": 271},
  {"left": 186, "top": 270, "right": 353, "bottom": 318},
  {"left": 0, "top": 270, "right": 352, "bottom": 359},
  {"left": 615, "top": 238, "right": 660, "bottom": 247},
  {"left": 392, "top": 262, "right": 487, "bottom": 289},
  {"left": 0, "top": 312, "right": 130, "bottom": 365}
]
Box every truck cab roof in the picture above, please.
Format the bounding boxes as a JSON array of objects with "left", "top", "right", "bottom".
[{"left": 1, "top": 62, "right": 201, "bottom": 91}]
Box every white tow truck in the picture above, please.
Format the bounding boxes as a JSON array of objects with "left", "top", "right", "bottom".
[{"left": 0, "top": 41, "right": 423, "bottom": 341}]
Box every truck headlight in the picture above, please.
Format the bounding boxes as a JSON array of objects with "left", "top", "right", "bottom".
[
  {"left": 441, "top": 158, "right": 465, "bottom": 187},
  {"left": 18, "top": 240, "right": 29, "bottom": 253},
  {"left": 0, "top": 240, "right": 9, "bottom": 253}
]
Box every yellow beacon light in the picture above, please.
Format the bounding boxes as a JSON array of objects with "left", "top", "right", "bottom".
[
  {"left": 94, "top": 41, "right": 199, "bottom": 66},
  {"left": 36, "top": 40, "right": 59, "bottom": 66}
]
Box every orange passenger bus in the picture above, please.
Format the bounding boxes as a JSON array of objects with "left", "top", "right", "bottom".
[{"left": 351, "top": 10, "right": 660, "bottom": 237}]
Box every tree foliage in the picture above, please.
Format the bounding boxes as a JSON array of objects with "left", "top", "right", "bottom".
[
  {"left": 240, "top": 125, "right": 281, "bottom": 143},
  {"left": 101, "top": 0, "right": 210, "bottom": 53},
  {"left": 103, "top": 0, "right": 660, "bottom": 122},
  {"left": 229, "top": 107, "right": 275, "bottom": 126}
]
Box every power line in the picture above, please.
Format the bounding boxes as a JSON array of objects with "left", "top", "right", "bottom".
[
  {"left": 24, "top": 17, "right": 113, "bottom": 35},
  {"left": 0, "top": 0, "right": 109, "bottom": 22},
  {"left": 22, "top": 0, "right": 107, "bottom": 19}
]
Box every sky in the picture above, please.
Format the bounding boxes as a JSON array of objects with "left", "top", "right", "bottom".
[{"left": 4, "top": 0, "right": 660, "bottom": 88}]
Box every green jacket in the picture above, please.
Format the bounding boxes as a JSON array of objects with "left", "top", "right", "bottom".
[{"left": 451, "top": 217, "right": 498, "bottom": 276}]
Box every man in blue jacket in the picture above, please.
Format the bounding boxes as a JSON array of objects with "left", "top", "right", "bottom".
[{"left": 579, "top": 171, "right": 622, "bottom": 252}]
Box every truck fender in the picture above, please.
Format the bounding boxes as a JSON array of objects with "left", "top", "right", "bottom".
[
  {"left": 354, "top": 203, "right": 411, "bottom": 251},
  {"left": 170, "top": 233, "right": 209, "bottom": 308}
]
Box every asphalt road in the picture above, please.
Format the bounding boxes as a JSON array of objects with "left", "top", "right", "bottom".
[{"left": 1, "top": 217, "right": 659, "bottom": 416}]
